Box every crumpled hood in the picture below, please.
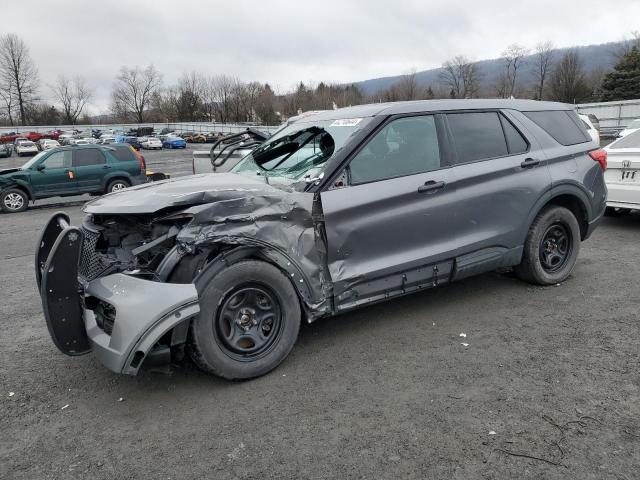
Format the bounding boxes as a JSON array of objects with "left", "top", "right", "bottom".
[{"left": 83, "top": 172, "right": 289, "bottom": 214}]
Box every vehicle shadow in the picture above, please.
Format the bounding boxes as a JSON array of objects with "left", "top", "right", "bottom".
[
  {"left": 599, "top": 211, "right": 640, "bottom": 230},
  {"left": 126, "top": 268, "right": 523, "bottom": 391}
]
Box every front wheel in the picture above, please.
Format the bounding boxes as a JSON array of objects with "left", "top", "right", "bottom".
[
  {"left": 188, "top": 260, "right": 301, "bottom": 379},
  {"left": 515, "top": 206, "right": 581, "bottom": 285},
  {"left": 1, "top": 188, "right": 28, "bottom": 213}
]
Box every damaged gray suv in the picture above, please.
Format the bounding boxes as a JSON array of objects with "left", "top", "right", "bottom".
[{"left": 37, "top": 100, "right": 607, "bottom": 379}]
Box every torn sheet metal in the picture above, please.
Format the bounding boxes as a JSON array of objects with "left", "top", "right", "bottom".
[{"left": 83, "top": 172, "right": 331, "bottom": 316}]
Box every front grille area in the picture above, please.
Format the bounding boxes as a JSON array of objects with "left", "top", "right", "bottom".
[{"left": 78, "top": 226, "right": 104, "bottom": 281}]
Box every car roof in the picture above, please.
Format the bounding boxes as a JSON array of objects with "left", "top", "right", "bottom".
[{"left": 295, "top": 99, "right": 577, "bottom": 122}]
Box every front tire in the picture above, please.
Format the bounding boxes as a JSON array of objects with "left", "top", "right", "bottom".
[
  {"left": 188, "top": 260, "right": 301, "bottom": 380},
  {"left": 1, "top": 188, "right": 28, "bottom": 213},
  {"left": 515, "top": 206, "right": 581, "bottom": 285}
]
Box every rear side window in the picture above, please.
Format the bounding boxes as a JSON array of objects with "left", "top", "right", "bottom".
[
  {"left": 523, "top": 110, "right": 590, "bottom": 145},
  {"left": 500, "top": 115, "right": 529, "bottom": 154},
  {"left": 110, "top": 146, "right": 136, "bottom": 161},
  {"left": 447, "top": 112, "right": 508, "bottom": 163},
  {"left": 73, "top": 148, "right": 106, "bottom": 167}
]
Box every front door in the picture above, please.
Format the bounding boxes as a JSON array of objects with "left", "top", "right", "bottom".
[
  {"left": 320, "top": 114, "right": 458, "bottom": 310},
  {"left": 30, "top": 150, "right": 75, "bottom": 197}
]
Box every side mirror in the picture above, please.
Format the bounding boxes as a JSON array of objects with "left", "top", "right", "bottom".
[{"left": 36, "top": 164, "right": 46, "bottom": 171}]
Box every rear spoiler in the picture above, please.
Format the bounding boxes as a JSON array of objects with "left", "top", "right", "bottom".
[{"left": 210, "top": 128, "right": 269, "bottom": 171}]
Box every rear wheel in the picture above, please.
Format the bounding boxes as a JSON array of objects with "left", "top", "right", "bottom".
[
  {"left": 188, "top": 260, "right": 301, "bottom": 379},
  {"left": 514, "top": 206, "right": 580, "bottom": 285},
  {"left": 1, "top": 188, "right": 28, "bottom": 213},
  {"left": 105, "top": 178, "right": 130, "bottom": 193}
]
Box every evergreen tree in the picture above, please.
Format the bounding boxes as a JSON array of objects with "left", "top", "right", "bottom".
[{"left": 600, "top": 46, "right": 640, "bottom": 101}]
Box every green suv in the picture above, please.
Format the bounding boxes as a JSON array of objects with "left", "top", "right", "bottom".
[{"left": 0, "top": 144, "right": 146, "bottom": 213}]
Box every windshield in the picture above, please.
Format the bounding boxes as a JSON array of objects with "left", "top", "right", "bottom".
[
  {"left": 232, "top": 117, "right": 372, "bottom": 188},
  {"left": 21, "top": 141, "right": 35, "bottom": 147},
  {"left": 609, "top": 129, "right": 640, "bottom": 149},
  {"left": 626, "top": 119, "right": 640, "bottom": 129},
  {"left": 20, "top": 151, "right": 48, "bottom": 169}
]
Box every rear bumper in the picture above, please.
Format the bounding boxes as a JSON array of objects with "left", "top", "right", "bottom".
[
  {"left": 36, "top": 212, "right": 200, "bottom": 375},
  {"left": 605, "top": 182, "right": 640, "bottom": 210}
]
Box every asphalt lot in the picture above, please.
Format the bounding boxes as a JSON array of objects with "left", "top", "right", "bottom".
[{"left": 1, "top": 150, "right": 639, "bottom": 479}]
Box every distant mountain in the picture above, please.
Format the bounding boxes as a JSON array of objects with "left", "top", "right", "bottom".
[{"left": 353, "top": 40, "right": 626, "bottom": 95}]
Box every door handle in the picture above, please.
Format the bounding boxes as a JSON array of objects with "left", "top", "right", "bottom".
[
  {"left": 520, "top": 157, "right": 540, "bottom": 168},
  {"left": 103, "top": 165, "right": 111, "bottom": 169},
  {"left": 417, "top": 180, "right": 445, "bottom": 194}
]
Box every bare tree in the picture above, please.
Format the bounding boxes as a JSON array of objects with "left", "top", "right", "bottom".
[
  {"left": 501, "top": 44, "right": 529, "bottom": 97},
  {"left": 0, "top": 34, "right": 39, "bottom": 125},
  {"left": 396, "top": 70, "right": 419, "bottom": 100},
  {"left": 111, "top": 65, "right": 162, "bottom": 123},
  {"left": 549, "top": 49, "right": 591, "bottom": 103},
  {"left": 0, "top": 76, "right": 15, "bottom": 125},
  {"left": 439, "top": 56, "right": 480, "bottom": 98},
  {"left": 52, "top": 75, "right": 92, "bottom": 124},
  {"left": 204, "top": 75, "right": 235, "bottom": 123},
  {"left": 612, "top": 30, "right": 640, "bottom": 60},
  {"left": 532, "top": 41, "right": 555, "bottom": 100}
]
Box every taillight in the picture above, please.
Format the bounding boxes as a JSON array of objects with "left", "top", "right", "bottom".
[
  {"left": 130, "top": 145, "right": 146, "bottom": 173},
  {"left": 589, "top": 149, "right": 607, "bottom": 171}
]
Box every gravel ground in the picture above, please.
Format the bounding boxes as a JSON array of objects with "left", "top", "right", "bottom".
[{"left": 0, "top": 160, "right": 639, "bottom": 479}]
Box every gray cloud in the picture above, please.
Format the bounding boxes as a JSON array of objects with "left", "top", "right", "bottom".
[{"left": 5, "top": 0, "right": 639, "bottom": 113}]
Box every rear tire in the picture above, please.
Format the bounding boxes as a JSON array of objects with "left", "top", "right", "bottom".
[
  {"left": 105, "top": 178, "right": 130, "bottom": 193},
  {"left": 514, "top": 206, "right": 580, "bottom": 286},
  {"left": 188, "top": 260, "right": 301, "bottom": 380},
  {"left": 1, "top": 188, "right": 28, "bottom": 213}
]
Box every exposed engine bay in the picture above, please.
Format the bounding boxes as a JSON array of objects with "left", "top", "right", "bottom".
[{"left": 80, "top": 211, "right": 193, "bottom": 282}]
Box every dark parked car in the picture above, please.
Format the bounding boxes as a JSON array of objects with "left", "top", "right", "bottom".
[
  {"left": 36, "top": 99, "right": 606, "bottom": 380},
  {"left": 0, "top": 144, "right": 146, "bottom": 213},
  {"left": 123, "top": 136, "right": 142, "bottom": 150},
  {"left": 0, "top": 143, "right": 12, "bottom": 158}
]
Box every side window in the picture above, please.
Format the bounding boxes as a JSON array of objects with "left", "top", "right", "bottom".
[
  {"left": 447, "top": 112, "right": 508, "bottom": 164},
  {"left": 500, "top": 115, "right": 529, "bottom": 154},
  {"left": 522, "top": 110, "right": 590, "bottom": 145},
  {"left": 349, "top": 115, "right": 441, "bottom": 184},
  {"left": 110, "top": 146, "right": 136, "bottom": 161},
  {"left": 73, "top": 148, "right": 106, "bottom": 167},
  {"left": 41, "top": 151, "right": 71, "bottom": 169}
]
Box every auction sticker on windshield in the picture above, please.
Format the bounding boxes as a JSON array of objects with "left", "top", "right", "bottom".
[{"left": 330, "top": 118, "right": 362, "bottom": 127}]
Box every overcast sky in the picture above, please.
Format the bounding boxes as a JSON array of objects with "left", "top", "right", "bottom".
[{"left": 5, "top": 0, "right": 640, "bottom": 113}]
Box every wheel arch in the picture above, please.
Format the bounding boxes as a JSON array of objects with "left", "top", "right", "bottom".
[
  {"left": 1, "top": 180, "right": 33, "bottom": 201},
  {"left": 527, "top": 184, "right": 592, "bottom": 241},
  {"left": 192, "top": 245, "right": 324, "bottom": 320}
]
